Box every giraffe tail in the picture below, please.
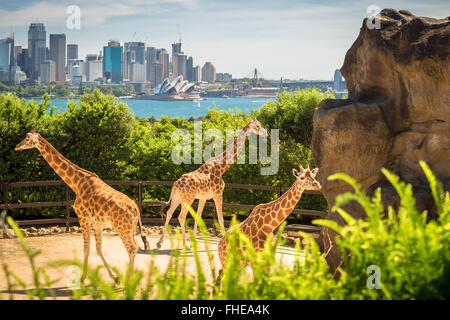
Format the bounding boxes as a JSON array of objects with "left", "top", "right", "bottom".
[{"left": 137, "top": 208, "right": 149, "bottom": 251}]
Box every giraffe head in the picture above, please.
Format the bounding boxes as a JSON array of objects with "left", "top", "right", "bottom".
[
  {"left": 292, "top": 164, "right": 321, "bottom": 191},
  {"left": 15, "top": 129, "right": 40, "bottom": 151},
  {"left": 245, "top": 117, "right": 268, "bottom": 137}
]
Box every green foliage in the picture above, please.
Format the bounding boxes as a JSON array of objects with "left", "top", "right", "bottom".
[
  {"left": 1, "top": 164, "right": 449, "bottom": 299},
  {"left": 252, "top": 89, "right": 333, "bottom": 147},
  {"left": 315, "top": 161, "right": 450, "bottom": 299}
]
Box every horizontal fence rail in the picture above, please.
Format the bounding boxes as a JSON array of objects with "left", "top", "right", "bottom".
[{"left": 0, "top": 180, "right": 326, "bottom": 235}]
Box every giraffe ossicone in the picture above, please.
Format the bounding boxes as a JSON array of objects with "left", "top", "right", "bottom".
[
  {"left": 15, "top": 130, "right": 149, "bottom": 282},
  {"left": 157, "top": 118, "right": 268, "bottom": 249}
]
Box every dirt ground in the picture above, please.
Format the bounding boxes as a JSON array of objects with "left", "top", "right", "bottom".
[{"left": 0, "top": 231, "right": 301, "bottom": 300}]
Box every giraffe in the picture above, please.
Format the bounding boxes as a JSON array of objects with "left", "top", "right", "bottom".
[
  {"left": 15, "top": 129, "right": 149, "bottom": 281},
  {"left": 156, "top": 117, "right": 268, "bottom": 249},
  {"left": 217, "top": 164, "right": 321, "bottom": 270}
]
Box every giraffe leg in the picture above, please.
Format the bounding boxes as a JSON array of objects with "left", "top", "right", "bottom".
[
  {"left": 156, "top": 199, "right": 180, "bottom": 248},
  {"left": 193, "top": 198, "right": 206, "bottom": 234},
  {"left": 178, "top": 199, "right": 194, "bottom": 249},
  {"left": 93, "top": 224, "right": 115, "bottom": 281},
  {"left": 213, "top": 194, "right": 225, "bottom": 235},
  {"left": 118, "top": 228, "right": 138, "bottom": 274},
  {"left": 74, "top": 207, "right": 91, "bottom": 283}
]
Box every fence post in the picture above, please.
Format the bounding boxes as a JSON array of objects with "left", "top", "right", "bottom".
[
  {"left": 2, "top": 183, "right": 9, "bottom": 215},
  {"left": 65, "top": 184, "right": 70, "bottom": 232},
  {"left": 138, "top": 181, "right": 143, "bottom": 218}
]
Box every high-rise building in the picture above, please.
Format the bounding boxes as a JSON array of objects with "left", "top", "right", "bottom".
[
  {"left": 0, "top": 34, "right": 15, "bottom": 82},
  {"left": 129, "top": 62, "right": 145, "bottom": 83},
  {"left": 0, "top": 35, "right": 14, "bottom": 72},
  {"left": 67, "top": 44, "right": 78, "bottom": 64},
  {"left": 170, "top": 42, "right": 182, "bottom": 75},
  {"left": 17, "top": 48, "right": 30, "bottom": 77},
  {"left": 49, "top": 33, "right": 66, "bottom": 83},
  {"left": 84, "top": 55, "right": 102, "bottom": 82},
  {"left": 173, "top": 53, "right": 187, "bottom": 78},
  {"left": 159, "top": 50, "right": 169, "bottom": 79},
  {"left": 28, "top": 23, "right": 46, "bottom": 80},
  {"left": 186, "top": 56, "right": 193, "bottom": 81},
  {"left": 201, "top": 62, "right": 216, "bottom": 82},
  {"left": 13, "top": 45, "right": 22, "bottom": 66},
  {"left": 171, "top": 42, "right": 182, "bottom": 56},
  {"left": 150, "top": 62, "right": 163, "bottom": 87},
  {"left": 103, "top": 40, "right": 123, "bottom": 84},
  {"left": 145, "top": 47, "right": 157, "bottom": 84},
  {"left": 39, "top": 60, "right": 55, "bottom": 84},
  {"left": 192, "top": 65, "right": 201, "bottom": 82},
  {"left": 123, "top": 42, "right": 145, "bottom": 81}
]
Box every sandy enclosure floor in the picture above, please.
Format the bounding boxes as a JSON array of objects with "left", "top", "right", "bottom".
[{"left": 0, "top": 232, "right": 302, "bottom": 300}]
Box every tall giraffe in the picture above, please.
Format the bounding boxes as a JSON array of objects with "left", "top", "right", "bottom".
[
  {"left": 15, "top": 129, "right": 149, "bottom": 281},
  {"left": 157, "top": 118, "right": 268, "bottom": 249},
  {"left": 217, "top": 164, "right": 321, "bottom": 269}
]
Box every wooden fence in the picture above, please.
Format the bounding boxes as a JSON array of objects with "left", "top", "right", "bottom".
[{"left": 0, "top": 180, "right": 326, "bottom": 236}]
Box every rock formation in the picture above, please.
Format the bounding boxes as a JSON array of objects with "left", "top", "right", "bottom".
[{"left": 312, "top": 9, "right": 450, "bottom": 275}]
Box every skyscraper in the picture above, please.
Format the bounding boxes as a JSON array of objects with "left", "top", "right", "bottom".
[
  {"left": 159, "top": 50, "right": 169, "bottom": 80},
  {"left": 49, "top": 34, "right": 66, "bottom": 83},
  {"left": 67, "top": 44, "right": 78, "bottom": 64},
  {"left": 201, "top": 62, "right": 216, "bottom": 82},
  {"left": 103, "top": 40, "right": 123, "bottom": 84},
  {"left": 0, "top": 35, "right": 14, "bottom": 72},
  {"left": 173, "top": 53, "right": 187, "bottom": 79},
  {"left": 145, "top": 47, "right": 157, "bottom": 84},
  {"left": 171, "top": 42, "right": 182, "bottom": 57},
  {"left": 171, "top": 42, "right": 182, "bottom": 75},
  {"left": 39, "top": 60, "right": 55, "bottom": 84},
  {"left": 123, "top": 42, "right": 145, "bottom": 81},
  {"left": 28, "top": 23, "right": 46, "bottom": 80},
  {"left": 192, "top": 65, "right": 201, "bottom": 82},
  {"left": 13, "top": 45, "right": 21, "bottom": 67},
  {"left": 85, "top": 54, "right": 103, "bottom": 82},
  {"left": 186, "top": 56, "right": 193, "bottom": 81},
  {"left": 150, "top": 62, "right": 163, "bottom": 87},
  {"left": 17, "top": 48, "right": 30, "bottom": 77}
]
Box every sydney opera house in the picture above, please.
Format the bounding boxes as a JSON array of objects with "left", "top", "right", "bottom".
[{"left": 133, "top": 75, "right": 203, "bottom": 100}]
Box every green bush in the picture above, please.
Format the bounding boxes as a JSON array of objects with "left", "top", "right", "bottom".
[
  {"left": 1, "top": 162, "right": 448, "bottom": 299},
  {"left": 252, "top": 89, "right": 333, "bottom": 147}
]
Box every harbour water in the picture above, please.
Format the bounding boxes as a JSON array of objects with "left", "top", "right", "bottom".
[{"left": 28, "top": 97, "right": 275, "bottom": 119}]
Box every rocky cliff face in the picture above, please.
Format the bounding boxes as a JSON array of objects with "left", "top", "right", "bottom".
[{"left": 312, "top": 9, "right": 450, "bottom": 275}]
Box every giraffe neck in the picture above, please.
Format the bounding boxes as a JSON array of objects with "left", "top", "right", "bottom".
[
  {"left": 37, "top": 136, "right": 95, "bottom": 193},
  {"left": 265, "top": 181, "right": 304, "bottom": 232},
  {"left": 210, "top": 128, "right": 248, "bottom": 176}
]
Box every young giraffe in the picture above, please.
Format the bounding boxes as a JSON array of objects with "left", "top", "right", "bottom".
[
  {"left": 217, "top": 164, "right": 321, "bottom": 270},
  {"left": 15, "top": 129, "right": 149, "bottom": 281},
  {"left": 157, "top": 118, "right": 268, "bottom": 249}
]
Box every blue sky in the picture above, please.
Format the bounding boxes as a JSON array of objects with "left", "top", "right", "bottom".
[{"left": 0, "top": 0, "right": 448, "bottom": 79}]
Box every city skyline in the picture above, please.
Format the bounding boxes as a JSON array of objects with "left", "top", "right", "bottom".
[{"left": 0, "top": 0, "right": 448, "bottom": 80}]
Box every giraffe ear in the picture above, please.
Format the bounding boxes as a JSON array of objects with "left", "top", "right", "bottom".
[
  {"left": 311, "top": 168, "right": 319, "bottom": 176},
  {"left": 292, "top": 168, "right": 299, "bottom": 178}
]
